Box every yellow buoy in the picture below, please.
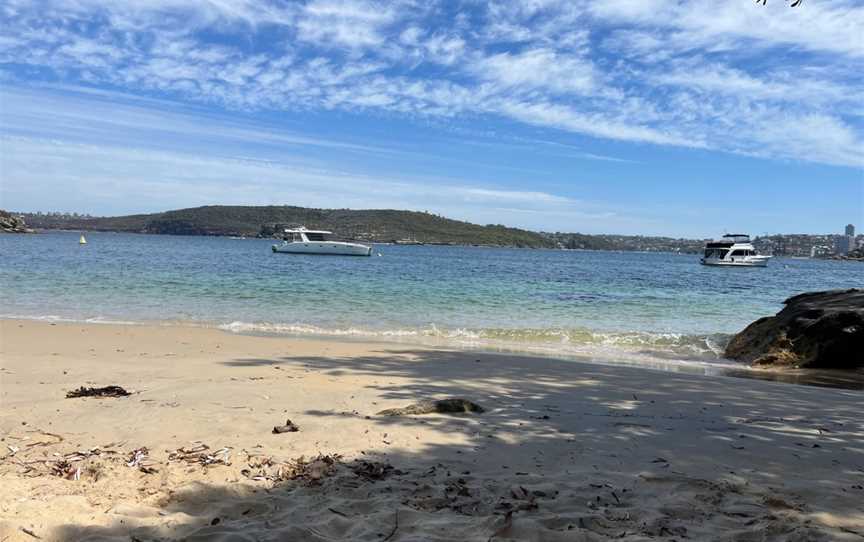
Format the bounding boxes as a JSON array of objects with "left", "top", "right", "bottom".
[{"left": 79, "top": 234, "right": 87, "bottom": 245}]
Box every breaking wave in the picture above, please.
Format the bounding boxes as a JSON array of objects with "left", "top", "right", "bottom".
[
  {"left": 217, "top": 320, "right": 736, "bottom": 372},
  {"left": 2, "top": 314, "right": 736, "bottom": 374}
]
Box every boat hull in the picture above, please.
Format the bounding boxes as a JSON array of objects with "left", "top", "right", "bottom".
[
  {"left": 272, "top": 241, "right": 372, "bottom": 257},
  {"left": 700, "top": 257, "right": 770, "bottom": 267}
]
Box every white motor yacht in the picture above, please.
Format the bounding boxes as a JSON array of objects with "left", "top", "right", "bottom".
[
  {"left": 272, "top": 227, "right": 372, "bottom": 257},
  {"left": 700, "top": 234, "right": 771, "bottom": 267}
]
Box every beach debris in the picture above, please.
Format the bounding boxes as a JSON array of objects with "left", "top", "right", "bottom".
[
  {"left": 168, "top": 443, "right": 231, "bottom": 467},
  {"left": 126, "top": 447, "right": 158, "bottom": 473},
  {"left": 377, "top": 398, "right": 485, "bottom": 416},
  {"left": 51, "top": 460, "right": 80, "bottom": 480},
  {"left": 446, "top": 478, "right": 472, "bottom": 498},
  {"left": 126, "top": 447, "right": 148, "bottom": 467},
  {"left": 272, "top": 419, "right": 300, "bottom": 433},
  {"left": 350, "top": 460, "right": 399, "bottom": 482},
  {"left": 240, "top": 454, "right": 277, "bottom": 481},
  {"left": 241, "top": 454, "right": 400, "bottom": 486},
  {"left": 24, "top": 430, "right": 64, "bottom": 448},
  {"left": 13, "top": 447, "right": 117, "bottom": 480},
  {"left": 241, "top": 453, "right": 343, "bottom": 484},
  {"left": 497, "top": 486, "right": 539, "bottom": 512},
  {"left": 287, "top": 454, "right": 341, "bottom": 484},
  {"left": 20, "top": 527, "right": 41, "bottom": 539},
  {"left": 66, "top": 385, "right": 131, "bottom": 398}
]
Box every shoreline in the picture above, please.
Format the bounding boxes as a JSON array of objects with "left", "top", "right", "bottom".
[
  {"left": 1, "top": 319, "right": 862, "bottom": 540},
  {"left": 3, "top": 315, "right": 862, "bottom": 391}
]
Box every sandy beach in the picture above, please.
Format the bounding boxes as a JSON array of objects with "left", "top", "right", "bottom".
[{"left": 1, "top": 319, "right": 862, "bottom": 541}]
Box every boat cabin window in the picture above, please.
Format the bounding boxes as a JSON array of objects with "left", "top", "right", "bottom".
[
  {"left": 704, "top": 248, "right": 729, "bottom": 258},
  {"left": 305, "top": 232, "right": 327, "bottom": 242}
]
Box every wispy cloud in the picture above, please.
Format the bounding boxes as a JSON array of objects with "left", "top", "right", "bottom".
[
  {"left": 0, "top": 0, "right": 861, "bottom": 174},
  {"left": 2, "top": 135, "right": 627, "bottom": 230}
]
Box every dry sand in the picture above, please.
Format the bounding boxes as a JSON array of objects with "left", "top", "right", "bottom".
[{"left": 1, "top": 320, "right": 862, "bottom": 541}]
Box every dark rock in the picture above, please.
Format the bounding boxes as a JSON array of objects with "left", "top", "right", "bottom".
[
  {"left": 272, "top": 419, "right": 300, "bottom": 433},
  {"left": 725, "top": 289, "right": 864, "bottom": 369},
  {"left": 377, "top": 398, "right": 485, "bottom": 416},
  {"left": 66, "top": 385, "right": 131, "bottom": 398}
]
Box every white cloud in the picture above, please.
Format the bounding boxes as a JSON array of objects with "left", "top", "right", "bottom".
[
  {"left": 297, "top": 0, "right": 400, "bottom": 48},
  {"left": 589, "top": 0, "right": 864, "bottom": 58},
  {"left": 0, "top": 86, "right": 404, "bottom": 155},
  {"left": 0, "top": 0, "right": 861, "bottom": 169},
  {"left": 495, "top": 100, "right": 701, "bottom": 148},
  {"left": 470, "top": 48, "right": 595, "bottom": 94},
  {"left": 748, "top": 112, "right": 864, "bottom": 168}
]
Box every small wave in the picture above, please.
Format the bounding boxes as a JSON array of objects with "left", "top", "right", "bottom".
[
  {"left": 217, "top": 320, "right": 733, "bottom": 365},
  {"left": 0, "top": 314, "right": 140, "bottom": 326},
  {"left": 219, "top": 321, "right": 423, "bottom": 338},
  {"left": 4, "top": 314, "right": 740, "bottom": 376}
]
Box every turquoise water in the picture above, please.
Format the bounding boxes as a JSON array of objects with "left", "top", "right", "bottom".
[{"left": 1, "top": 231, "right": 861, "bottom": 370}]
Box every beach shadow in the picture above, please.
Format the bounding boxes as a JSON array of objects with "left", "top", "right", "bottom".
[{"left": 48, "top": 348, "right": 864, "bottom": 541}]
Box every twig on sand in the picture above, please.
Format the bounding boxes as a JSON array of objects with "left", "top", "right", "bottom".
[
  {"left": 24, "top": 431, "right": 64, "bottom": 447},
  {"left": 328, "top": 507, "right": 348, "bottom": 518},
  {"left": 383, "top": 510, "right": 399, "bottom": 542},
  {"left": 19, "top": 527, "right": 41, "bottom": 539}
]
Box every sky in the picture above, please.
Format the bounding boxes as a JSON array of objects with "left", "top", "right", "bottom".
[{"left": 0, "top": 0, "right": 862, "bottom": 237}]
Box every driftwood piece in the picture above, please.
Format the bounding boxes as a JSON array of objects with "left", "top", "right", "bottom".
[
  {"left": 66, "top": 386, "right": 131, "bottom": 398},
  {"left": 377, "top": 398, "right": 485, "bottom": 416}
]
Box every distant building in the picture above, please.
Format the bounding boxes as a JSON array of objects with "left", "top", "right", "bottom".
[
  {"left": 846, "top": 224, "right": 856, "bottom": 237},
  {"left": 834, "top": 236, "right": 855, "bottom": 255}
]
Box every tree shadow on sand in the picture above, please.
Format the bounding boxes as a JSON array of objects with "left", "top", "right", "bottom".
[{"left": 51, "top": 349, "right": 864, "bottom": 541}]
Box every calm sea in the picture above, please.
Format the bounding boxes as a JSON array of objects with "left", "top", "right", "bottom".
[{"left": 2, "top": 231, "right": 861, "bottom": 375}]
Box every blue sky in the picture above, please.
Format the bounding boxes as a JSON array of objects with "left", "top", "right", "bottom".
[{"left": 0, "top": 0, "right": 862, "bottom": 237}]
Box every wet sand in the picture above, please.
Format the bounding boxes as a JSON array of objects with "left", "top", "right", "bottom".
[{"left": 1, "top": 320, "right": 863, "bottom": 541}]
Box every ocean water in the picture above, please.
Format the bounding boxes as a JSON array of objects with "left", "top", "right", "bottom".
[{"left": 1, "top": 231, "right": 861, "bottom": 374}]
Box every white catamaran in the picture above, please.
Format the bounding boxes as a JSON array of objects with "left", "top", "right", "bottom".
[
  {"left": 272, "top": 227, "right": 373, "bottom": 257},
  {"left": 700, "top": 234, "right": 771, "bottom": 267}
]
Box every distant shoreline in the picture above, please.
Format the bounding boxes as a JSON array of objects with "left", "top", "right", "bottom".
[{"left": 15, "top": 228, "right": 864, "bottom": 260}]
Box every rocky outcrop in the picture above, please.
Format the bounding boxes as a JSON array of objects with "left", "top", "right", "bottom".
[
  {"left": 725, "top": 289, "right": 864, "bottom": 369},
  {"left": 0, "top": 210, "right": 35, "bottom": 233}
]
